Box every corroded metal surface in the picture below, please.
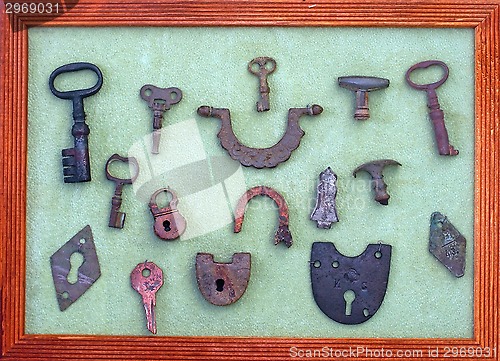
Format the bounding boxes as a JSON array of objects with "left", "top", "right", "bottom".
[
  {"left": 310, "top": 242, "right": 392, "bottom": 324},
  {"left": 429, "top": 212, "right": 466, "bottom": 277},
  {"left": 140, "top": 84, "right": 182, "bottom": 154},
  {"left": 338, "top": 76, "right": 389, "bottom": 120},
  {"left": 248, "top": 56, "right": 276, "bottom": 112},
  {"left": 131, "top": 261, "right": 163, "bottom": 334},
  {"left": 50, "top": 225, "right": 101, "bottom": 311},
  {"left": 353, "top": 159, "right": 401, "bottom": 205},
  {"left": 234, "top": 186, "right": 292, "bottom": 247},
  {"left": 105, "top": 154, "right": 139, "bottom": 228},
  {"left": 149, "top": 187, "right": 187, "bottom": 240},
  {"left": 311, "top": 167, "right": 339, "bottom": 229},
  {"left": 405, "top": 60, "right": 458, "bottom": 156},
  {"left": 49, "top": 62, "right": 103, "bottom": 183},
  {"left": 197, "top": 104, "right": 323, "bottom": 168},
  {"left": 196, "top": 253, "right": 251, "bottom": 306}
]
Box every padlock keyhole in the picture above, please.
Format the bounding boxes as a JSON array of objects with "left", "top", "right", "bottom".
[
  {"left": 163, "top": 220, "right": 171, "bottom": 232},
  {"left": 216, "top": 278, "right": 225, "bottom": 292},
  {"left": 344, "top": 290, "right": 355, "bottom": 316}
]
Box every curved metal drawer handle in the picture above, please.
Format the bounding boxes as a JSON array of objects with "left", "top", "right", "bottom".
[{"left": 197, "top": 104, "right": 323, "bottom": 169}]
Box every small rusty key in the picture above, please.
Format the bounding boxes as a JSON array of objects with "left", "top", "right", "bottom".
[
  {"left": 149, "top": 188, "right": 187, "bottom": 240},
  {"left": 49, "top": 62, "right": 103, "bottom": 182},
  {"left": 131, "top": 261, "right": 163, "bottom": 334},
  {"left": 105, "top": 154, "right": 139, "bottom": 228},
  {"left": 140, "top": 84, "right": 182, "bottom": 154},
  {"left": 405, "top": 60, "right": 459, "bottom": 156},
  {"left": 248, "top": 57, "right": 276, "bottom": 112}
]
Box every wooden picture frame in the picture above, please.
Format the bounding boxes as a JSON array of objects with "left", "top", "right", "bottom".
[{"left": 1, "top": 0, "right": 498, "bottom": 360}]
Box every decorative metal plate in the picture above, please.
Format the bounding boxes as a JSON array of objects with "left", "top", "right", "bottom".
[{"left": 310, "top": 242, "right": 391, "bottom": 324}]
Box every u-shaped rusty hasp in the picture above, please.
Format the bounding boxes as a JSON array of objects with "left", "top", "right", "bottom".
[
  {"left": 197, "top": 104, "right": 323, "bottom": 169},
  {"left": 234, "top": 186, "right": 292, "bottom": 247}
]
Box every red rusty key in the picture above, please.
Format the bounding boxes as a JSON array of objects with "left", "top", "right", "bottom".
[
  {"left": 405, "top": 60, "right": 458, "bottom": 156},
  {"left": 130, "top": 261, "right": 163, "bottom": 334}
]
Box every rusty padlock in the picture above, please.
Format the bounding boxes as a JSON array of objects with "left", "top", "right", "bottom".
[{"left": 149, "top": 188, "right": 187, "bottom": 240}]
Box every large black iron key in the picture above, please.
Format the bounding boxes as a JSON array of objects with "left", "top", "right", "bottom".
[{"left": 49, "top": 62, "right": 103, "bottom": 183}]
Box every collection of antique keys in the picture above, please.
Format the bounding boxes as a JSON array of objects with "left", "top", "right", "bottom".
[{"left": 48, "top": 57, "right": 466, "bottom": 333}]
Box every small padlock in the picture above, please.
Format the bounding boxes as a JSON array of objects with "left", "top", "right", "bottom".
[{"left": 149, "top": 187, "right": 187, "bottom": 240}]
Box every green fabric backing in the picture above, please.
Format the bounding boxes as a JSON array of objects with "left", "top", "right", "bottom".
[{"left": 26, "top": 27, "right": 474, "bottom": 338}]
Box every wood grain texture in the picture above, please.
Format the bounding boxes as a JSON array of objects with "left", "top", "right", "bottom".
[{"left": 1, "top": 0, "right": 499, "bottom": 360}]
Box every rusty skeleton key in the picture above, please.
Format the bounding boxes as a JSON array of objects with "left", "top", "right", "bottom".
[
  {"left": 248, "top": 57, "right": 276, "bottom": 112},
  {"left": 105, "top": 154, "right": 139, "bottom": 228},
  {"left": 131, "top": 261, "right": 163, "bottom": 334},
  {"left": 405, "top": 60, "right": 458, "bottom": 156},
  {"left": 49, "top": 62, "right": 103, "bottom": 182},
  {"left": 140, "top": 84, "right": 182, "bottom": 154}
]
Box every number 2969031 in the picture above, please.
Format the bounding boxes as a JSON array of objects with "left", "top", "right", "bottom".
[{"left": 5, "top": 2, "right": 60, "bottom": 14}]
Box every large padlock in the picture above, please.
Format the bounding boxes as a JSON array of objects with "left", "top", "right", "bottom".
[{"left": 149, "top": 188, "right": 187, "bottom": 240}]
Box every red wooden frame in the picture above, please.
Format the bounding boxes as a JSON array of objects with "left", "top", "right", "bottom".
[{"left": 1, "top": 0, "right": 499, "bottom": 360}]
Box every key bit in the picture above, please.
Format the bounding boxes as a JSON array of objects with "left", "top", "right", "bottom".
[
  {"left": 131, "top": 261, "right": 163, "bottom": 334},
  {"left": 405, "top": 60, "right": 459, "bottom": 156},
  {"left": 49, "top": 62, "right": 103, "bottom": 183},
  {"left": 429, "top": 212, "right": 466, "bottom": 277},
  {"left": 248, "top": 57, "right": 276, "bottom": 112},
  {"left": 105, "top": 154, "right": 139, "bottom": 228},
  {"left": 353, "top": 159, "right": 401, "bottom": 205},
  {"left": 338, "top": 76, "right": 389, "bottom": 120},
  {"left": 50, "top": 225, "right": 101, "bottom": 311},
  {"left": 140, "top": 84, "right": 182, "bottom": 154}
]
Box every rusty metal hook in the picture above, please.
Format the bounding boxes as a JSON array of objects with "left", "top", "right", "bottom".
[
  {"left": 234, "top": 186, "right": 292, "bottom": 247},
  {"left": 197, "top": 104, "right": 323, "bottom": 168}
]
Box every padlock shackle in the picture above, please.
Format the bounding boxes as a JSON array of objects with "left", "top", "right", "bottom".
[{"left": 149, "top": 187, "right": 179, "bottom": 215}]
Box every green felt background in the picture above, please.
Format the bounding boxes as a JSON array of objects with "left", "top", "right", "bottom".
[{"left": 26, "top": 27, "right": 474, "bottom": 338}]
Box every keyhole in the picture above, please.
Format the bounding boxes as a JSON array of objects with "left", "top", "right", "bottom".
[
  {"left": 344, "top": 290, "right": 355, "bottom": 316},
  {"left": 67, "top": 252, "right": 84, "bottom": 285},
  {"left": 215, "top": 279, "right": 225, "bottom": 292},
  {"left": 163, "top": 220, "right": 171, "bottom": 232}
]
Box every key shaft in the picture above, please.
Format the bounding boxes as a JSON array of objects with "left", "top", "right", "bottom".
[
  {"left": 141, "top": 293, "right": 157, "bottom": 334},
  {"left": 109, "top": 183, "right": 125, "bottom": 228},
  {"left": 425, "top": 88, "right": 458, "bottom": 156},
  {"left": 62, "top": 121, "right": 91, "bottom": 182},
  {"left": 257, "top": 75, "right": 271, "bottom": 112}
]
